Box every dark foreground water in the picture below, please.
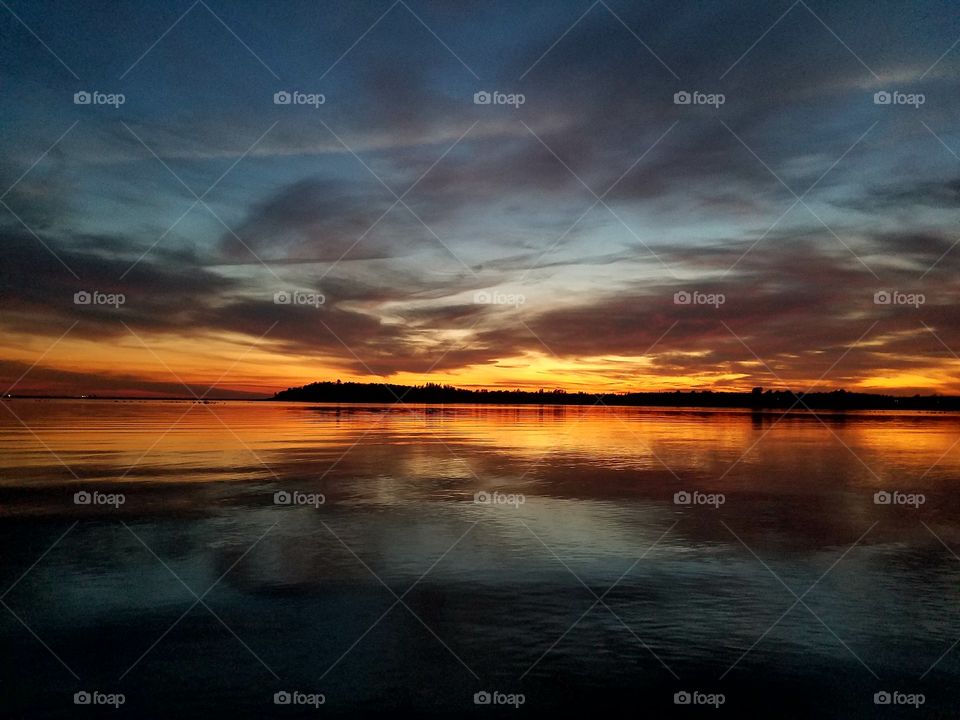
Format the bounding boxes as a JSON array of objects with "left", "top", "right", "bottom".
[{"left": 1, "top": 399, "right": 959, "bottom": 718}]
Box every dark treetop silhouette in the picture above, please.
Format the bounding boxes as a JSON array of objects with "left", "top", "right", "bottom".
[{"left": 273, "top": 382, "right": 960, "bottom": 411}]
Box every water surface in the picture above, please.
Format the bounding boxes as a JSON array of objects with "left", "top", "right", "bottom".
[{"left": 1, "top": 400, "right": 959, "bottom": 717}]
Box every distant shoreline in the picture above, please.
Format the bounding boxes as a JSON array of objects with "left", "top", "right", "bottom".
[
  {"left": 270, "top": 381, "right": 960, "bottom": 412},
  {"left": 7, "top": 382, "right": 960, "bottom": 412}
]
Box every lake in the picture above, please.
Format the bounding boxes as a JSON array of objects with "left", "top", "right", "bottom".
[{"left": 1, "top": 399, "right": 958, "bottom": 717}]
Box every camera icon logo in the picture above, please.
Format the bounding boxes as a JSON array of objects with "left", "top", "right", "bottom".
[
  {"left": 74, "top": 490, "right": 92, "bottom": 505},
  {"left": 874, "top": 290, "right": 892, "bottom": 305},
  {"left": 274, "top": 290, "right": 291, "bottom": 305},
  {"left": 673, "top": 290, "right": 691, "bottom": 305},
  {"left": 74, "top": 290, "right": 92, "bottom": 305},
  {"left": 274, "top": 490, "right": 291, "bottom": 505},
  {"left": 473, "top": 291, "right": 492, "bottom": 304},
  {"left": 873, "top": 91, "right": 892, "bottom": 105},
  {"left": 873, "top": 490, "right": 891, "bottom": 505},
  {"left": 274, "top": 690, "right": 292, "bottom": 705},
  {"left": 674, "top": 491, "right": 692, "bottom": 505},
  {"left": 674, "top": 691, "right": 692, "bottom": 705},
  {"left": 474, "top": 691, "right": 492, "bottom": 705},
  {"left": 874, "top": 691, "right": 892, "bottom": 705},
  {"left": 673, "top": 91, "right": 691, "bottom": 105},
  {"left": 274, "top": 91, "right": 292, "bottom": 105},
  {"left": 474, "top": 491, "right": 491, "bottom": 505},
  {"left": 474, "top": 91, "right": 492, "bottom": 105},
  {"left": 74, "top": 691, "right": 92, "bottom": 705},
  {"left": 74, "top": 91, "right": 91, "bottom": 105}
]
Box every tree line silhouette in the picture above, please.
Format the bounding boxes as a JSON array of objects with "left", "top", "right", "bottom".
[{"left": 273, "top": 381, "right": 960, "bottom": 411}]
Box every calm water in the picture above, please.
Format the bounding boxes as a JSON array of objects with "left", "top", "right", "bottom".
[{"left": 1, "top": 399, "right": 959, "bottom": 718}]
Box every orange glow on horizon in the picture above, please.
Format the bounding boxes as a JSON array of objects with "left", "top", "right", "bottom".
[{"left": 3, "top": 330, "right": 960, "bottom": 398}]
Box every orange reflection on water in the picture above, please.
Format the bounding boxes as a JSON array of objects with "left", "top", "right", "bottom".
[{"left": 1, "top": 400, "right": 958, "bottom": 493}]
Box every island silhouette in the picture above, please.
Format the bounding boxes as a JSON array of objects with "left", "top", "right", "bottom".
[{"left": 273, "top": 381, "right": 960, "bottom": 411}]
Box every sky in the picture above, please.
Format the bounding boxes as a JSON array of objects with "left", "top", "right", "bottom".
[{"left": 1, "top": 0, "right": 959, "bottom": 398}]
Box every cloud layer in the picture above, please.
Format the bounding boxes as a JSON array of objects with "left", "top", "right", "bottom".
[{"left": 1, "top": 0, "right": 959, "bottom": 394}]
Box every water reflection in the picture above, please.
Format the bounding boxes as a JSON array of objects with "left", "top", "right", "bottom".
[{"left": 1, "top": 400, "right": 959, "bottom": 717}]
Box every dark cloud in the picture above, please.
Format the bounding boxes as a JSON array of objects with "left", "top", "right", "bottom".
[
  {"left": 0, "top": 228, "right": 238, "bottom": 337},
  {"left": 839, "top": 177, "right": 960, "bottom": 212},
  {"left": 470, "top": 235, "right": 960, "bottom": 389},
  {"left": 220, "top": 178, "right": 399, "bottom": 262}
]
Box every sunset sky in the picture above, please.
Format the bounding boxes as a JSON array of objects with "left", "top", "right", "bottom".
[{"left": 1, "top": 0, "right": 959, "bottom": 398}]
